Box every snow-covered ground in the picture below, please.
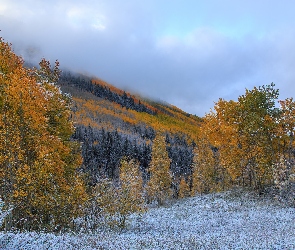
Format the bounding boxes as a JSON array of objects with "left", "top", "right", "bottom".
[{"left": 1, "top": 190, "right": 295, "bottom": 249}]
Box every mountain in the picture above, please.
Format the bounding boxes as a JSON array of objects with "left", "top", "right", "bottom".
[{"left": 58, "top": 72, "right": 201, "bottom": 188}]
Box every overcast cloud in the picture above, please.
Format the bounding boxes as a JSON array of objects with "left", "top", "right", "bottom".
[{"left": 1, "top": 0, "right": 295, "bottom": 116}]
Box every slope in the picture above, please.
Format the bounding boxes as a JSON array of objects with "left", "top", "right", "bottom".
[{"left": 58, "top": 72, "right": 201, "bottom": 187}]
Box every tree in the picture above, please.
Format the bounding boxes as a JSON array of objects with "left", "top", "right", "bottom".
[
  {"left": 272, "top": 98, "right": 295, "bottom": 205},
  {"left": 277, "top": 98, "right": 295, "bottom": 162},
  {"left": 178, "top": 177, "right": 190, "bottom": 198},
  {"left": 116, "top": 158, "right": 145, "bottom": 228},
  {"left": 146, "top": 133, "right": 172, "bottom": 205},
  {"left": 0, "top": 38, "right": 87, "bottom": 231},
  {"left": 196, "top": 83, "right": 281, "bottom": 192},
  {"left": 235, "top": 84, "right": 280, "bottom": 189},
  {"left": 191, "top": 136, "right": 226, "bottom": 194},
  {"left": 94, "top": 158, "right": 145, "bottom": 229}
]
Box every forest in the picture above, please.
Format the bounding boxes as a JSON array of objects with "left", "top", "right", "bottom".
[{"left": 0, "top": 37, "right": 295, "bottom": 233}]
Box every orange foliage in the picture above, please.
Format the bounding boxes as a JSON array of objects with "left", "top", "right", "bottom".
[{"left": 0, "top": 38, "right": 87, "bottom": 230}]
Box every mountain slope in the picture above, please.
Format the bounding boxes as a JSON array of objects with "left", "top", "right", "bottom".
[
  {"left": 59, "top": 72, "right": 201, "bottom": 137},
  {"left": 58, "top": 72, "right": 201, "bottom": 187}
]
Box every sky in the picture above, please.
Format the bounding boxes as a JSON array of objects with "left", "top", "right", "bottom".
[{"left": 1, "top": 0, "right": 295, "bottom": 116}]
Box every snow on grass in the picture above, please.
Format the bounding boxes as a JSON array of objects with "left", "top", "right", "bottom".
[{"left": 1, "top": 190, "right": 295, "bottom": 249}]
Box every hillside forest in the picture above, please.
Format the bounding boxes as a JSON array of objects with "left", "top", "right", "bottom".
[{"left": 0, "top": 37, "right": 295, "bottom": 232}]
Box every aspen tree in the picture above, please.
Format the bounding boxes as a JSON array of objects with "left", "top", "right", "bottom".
[
  {"left": 196, "top": 84, "right": 280, "bottom": 191},
  {"left": 0, "top": 38, "right": 88, "bottom": 231},
  {"left": 95, "top": 158, "right": 145, "bottom": 229},
  {"left": 178, "top": 177, "right": 190, "bottom": 198},
  {"left": 116, "top": 158, "right": 145, "bottom": 228},
  {"left": 147, "top": 133, "right": 172, "bottom": 205}
]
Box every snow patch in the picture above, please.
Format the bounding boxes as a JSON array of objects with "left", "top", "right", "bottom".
[{"left": 1, "top": 191, "right": 295, "bottom": 249}]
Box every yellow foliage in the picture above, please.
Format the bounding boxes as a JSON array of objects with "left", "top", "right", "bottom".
[
  {"left": 0, "top": 38, "right": 88, "bottom": 231},
  {"left": 194, "top": 84, "right": 283, "bottom": 192},
  {"left": 146, "top": 133, "right": 172, "bottom": 205},
  {"left": 178, "top": 177, "right": 190, "bottom": 198},
  {"left": 95, "top": 158, "right": 145, "bottom": 229}
]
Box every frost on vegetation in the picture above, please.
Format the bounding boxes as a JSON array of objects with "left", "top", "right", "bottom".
[
  {"left": 273, "top": 157, "right": 295, "bottom": 206},
  {"left": 1, "top": 190, "right": 295, "bottom": 249},
  {"left": 0, "top": 200, "right": 13, "bottom": 227}
]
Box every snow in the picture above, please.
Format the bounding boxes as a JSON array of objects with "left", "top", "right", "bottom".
[{"left": 1, "top": 190, "right": 295, "bottom": 249}]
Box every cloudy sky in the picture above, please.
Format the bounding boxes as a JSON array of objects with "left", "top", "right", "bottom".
[{"left": 1, "top": 0, "right": 295, "bottom": 116}]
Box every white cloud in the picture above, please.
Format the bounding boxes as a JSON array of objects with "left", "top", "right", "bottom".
[
  {"left": 2, "top": 0, "right": 295, "bottom": 116},
  {"left": 64, "top": 5, "right": 106, "bottom": 30}
]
